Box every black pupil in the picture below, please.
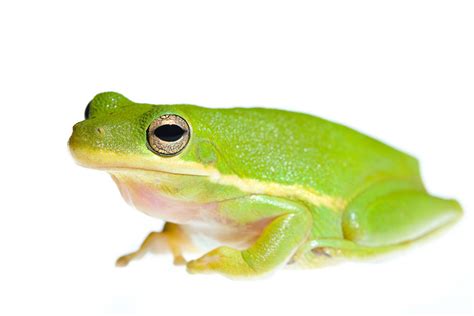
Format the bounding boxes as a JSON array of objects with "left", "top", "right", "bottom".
[{"left": 154, "top": 124, "right": 185, "bottom": 142}]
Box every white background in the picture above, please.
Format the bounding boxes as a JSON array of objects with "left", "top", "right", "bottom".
[{"left": 0, "top": 1, "right": 472, "bottom": 315}]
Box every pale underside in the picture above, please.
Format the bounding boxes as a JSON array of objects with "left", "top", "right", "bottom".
[{"left": 109, "top": 166, "right": 340, "bottom": 250}]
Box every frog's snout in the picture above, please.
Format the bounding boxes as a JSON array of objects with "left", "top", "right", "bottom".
[
  {"left": 75, "top": 120, "right": 107, "bottom": 135},
  {"left": 69, "top": 121, "right": 107, "bottom": 150}
]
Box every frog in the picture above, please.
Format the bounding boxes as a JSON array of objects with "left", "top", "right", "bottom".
[{"left": 68, "top": 92, "right": 462, "bottom": 278}]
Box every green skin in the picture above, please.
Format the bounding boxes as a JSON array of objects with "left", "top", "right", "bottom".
[{"left": 69, "top": 92, "right": 462, "bottom": 278}]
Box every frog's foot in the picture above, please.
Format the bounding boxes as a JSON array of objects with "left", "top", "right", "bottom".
[
  {"left": 291, "top": 238, "right": 390, "bottom": 268},
  {"left": 288, "top": 239, "right": 340, "bottom": 268},
  {"left": 187, "top": 246, "right": 256, "bottom": 276},
  {"left": 116, "top": 222, "right": 191, "bottom": 267}
]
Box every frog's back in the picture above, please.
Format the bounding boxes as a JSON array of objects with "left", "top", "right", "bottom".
[{"left": 182, "top": 106, "right": 422, "bottom": 199}]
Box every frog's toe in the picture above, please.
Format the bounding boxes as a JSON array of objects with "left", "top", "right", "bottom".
[
  {"left": 115, "top": 255, "right": 132, "bottom": 267},
  {"left": 186, "top": 247, "right": 231, "bottom": 274},
  {"left": 186, "top": 260, "right": 205, "bottom": 274},
  {"left": 186, "top": 254, "right": 217, "bottom": 274},
  {"left": 173, "top": 255, "right": 187, "bottom": 266}
]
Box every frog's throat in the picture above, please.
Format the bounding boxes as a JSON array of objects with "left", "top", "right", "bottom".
[{"left": 70, "top": 147, "right": 346, "bottom": 211}]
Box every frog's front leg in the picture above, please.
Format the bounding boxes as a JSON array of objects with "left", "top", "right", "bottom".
[
  {"left": 186, "top": 195, "right": 312, "bottom": 277},
  {"left": 116, "top": 222, "right": 191, "bottom": 267}
]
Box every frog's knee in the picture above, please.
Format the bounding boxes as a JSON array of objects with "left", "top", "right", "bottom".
[{"left": 342, "top": 191, "right": 462, "bottom": 247}]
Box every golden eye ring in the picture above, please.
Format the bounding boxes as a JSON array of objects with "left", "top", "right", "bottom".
[{"left": 147, "top": 114, "right": 190, "bottom": 156}]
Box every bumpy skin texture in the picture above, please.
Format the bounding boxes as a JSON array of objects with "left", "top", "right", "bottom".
[{"left": 69, "top": 92, "right": 462, "bottom": 278}]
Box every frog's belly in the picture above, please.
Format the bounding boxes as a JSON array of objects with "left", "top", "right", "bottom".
[{"left": 110, "top": 173, "right": 266, "bottom": 248}]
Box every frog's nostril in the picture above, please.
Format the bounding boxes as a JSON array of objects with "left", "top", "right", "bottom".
[{"left": 96, "top": 127, "right": 105, "bottom": 135}]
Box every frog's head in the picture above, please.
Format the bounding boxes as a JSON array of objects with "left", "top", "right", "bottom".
[
  {"left": 69, "top": 92, "right": 229, "bottom": 220},
  {"left": 69, "top": 92, "right": 220, "bottom": 176}
]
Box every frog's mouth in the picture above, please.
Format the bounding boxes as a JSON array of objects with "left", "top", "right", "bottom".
[{"left": 68, "top": 141, "right": 216, "bottom": 178}]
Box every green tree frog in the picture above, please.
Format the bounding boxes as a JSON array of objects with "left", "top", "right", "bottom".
[{"left": 68, "top": 92, "right": 462, "bottom": 277}]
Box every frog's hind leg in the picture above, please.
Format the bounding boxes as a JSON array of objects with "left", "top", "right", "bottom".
[
  {"left": 116, "top": 222, "right": 192, "bottom": 267},
  {"left": 342, "top": 189, "right": 462, "bottom": 249},
  {"left": 294, "top": 187, "right": 462, "bottom": 266}
]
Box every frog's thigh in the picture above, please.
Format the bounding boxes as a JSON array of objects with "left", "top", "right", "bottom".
[
  {"left": 116, "top": 222, "right": 190, "bottom": 267},
  {"left": 342, "top": 190, "right": 462, "bottom": 248},
  {"left": 187, "top": 195, "right": 312, "bottom": 277}
]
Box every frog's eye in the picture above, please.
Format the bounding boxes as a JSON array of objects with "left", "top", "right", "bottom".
[
  {"left": 147, "top": 114, "right": 190, "bottom": 156},
  {"left": 84, "top": 101, "right": 92, "bottom": 119}
]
